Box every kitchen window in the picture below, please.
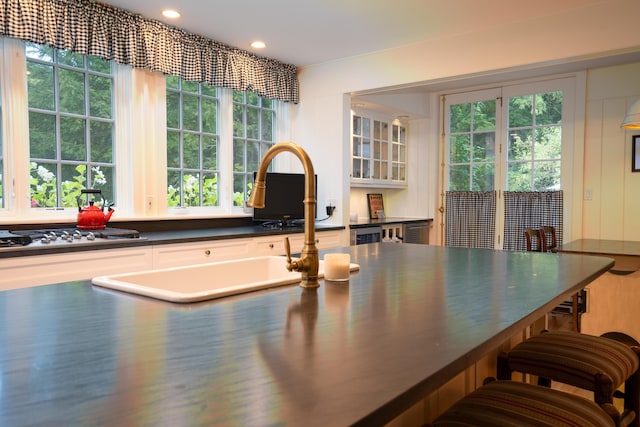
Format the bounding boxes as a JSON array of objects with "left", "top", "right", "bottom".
[
  {"left": 0, "top": 37, "right": 287, "bottom": 221},
  {"left": 232, "top": 90, "right": 276, "bottom": 206},
  {"left": 166, "top": 76, "right": 220, "bottom": 208},
  {"left": 26, "top": 42, "right": 115, "bottom": 209}
]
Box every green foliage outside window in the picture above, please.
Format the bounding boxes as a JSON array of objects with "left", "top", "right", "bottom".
[
  {"left": 30, "top": 163, "right": 109, "bottom": 208},
  {"left": 448, "top": 91, "right": 562, "bottom": 192}
]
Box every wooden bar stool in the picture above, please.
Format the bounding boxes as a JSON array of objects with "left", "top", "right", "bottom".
[
  {"left": 431, "top": 380, "right": 615, "bottom": 426},
  {"left": 524, "top": 226, "right": 584, "bottom": 331},
  {"left": 497, "top": 331, "right": 640, "bottom": 427}
]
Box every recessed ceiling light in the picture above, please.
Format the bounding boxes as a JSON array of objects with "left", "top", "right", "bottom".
[
  {"left": 251, "top": 41, "right": 266, "bottom": 49},
  {"left": 162, "top": 9, "right": 181, "bottom": 19}
]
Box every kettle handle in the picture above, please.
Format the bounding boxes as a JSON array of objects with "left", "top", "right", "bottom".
[{"left": 79, "top": 189, "right": 105, "bottom": 211}]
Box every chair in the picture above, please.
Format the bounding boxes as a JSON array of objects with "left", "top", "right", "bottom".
[
  {"left": 524, "top": 228, "right": 544, "bottom": 251},
  {"left": 524, "top": 226, "right": 584, "bottom": 331},
  {"left": 540, "top": 225, "right": 558, "bottom": 252},
  {"left": 431, "top": 380, "right": 616, "bottom": 426},
  {"left": 497, "top": 330, "right": 640, "bottom": 427}
]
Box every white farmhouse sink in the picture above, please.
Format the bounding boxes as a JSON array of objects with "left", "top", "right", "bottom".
[{"left": 92, "top": 255, "right": 359, "bottom": 303}]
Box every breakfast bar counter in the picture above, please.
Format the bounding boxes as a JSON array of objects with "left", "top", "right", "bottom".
[
  {"left": 560, "top": 239, "right": 640, "bottom": 344},
  {"left": 0, "top": 244, "right": 613, "bottom": 426}
]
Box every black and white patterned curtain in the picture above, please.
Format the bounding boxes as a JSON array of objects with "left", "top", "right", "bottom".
[
  {"left": 503, "top": 191, "right": 563, "bottom": 251},
  {"left": 445, "top": 191, "right": 496, "bottom": 249},
  {"left": 0, "top": 0, "right": 299, "bottom": 103}
]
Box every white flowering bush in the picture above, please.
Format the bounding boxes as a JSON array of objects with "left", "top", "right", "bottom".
[
  {"left": 30, "top": 163, "right": 109, "bottom": 208},
  {"left": 167, "top": 173, "right": 219, "bottom": 207}
]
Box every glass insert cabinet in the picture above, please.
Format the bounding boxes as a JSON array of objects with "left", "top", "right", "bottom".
[{"left": 351, "top": 111, "right": 407, "bottom": 187}]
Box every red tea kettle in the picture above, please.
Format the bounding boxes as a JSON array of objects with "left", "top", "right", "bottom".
[{"left": 77, "top": 189, "right": 114, "bottom": 230}]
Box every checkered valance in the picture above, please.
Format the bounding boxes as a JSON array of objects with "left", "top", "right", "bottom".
[
  {"left": 0, "top": 0, "right": 300, "bottom": 103},
  {"left": 444, "top": 191, "right": 496, "bottom": 249}
]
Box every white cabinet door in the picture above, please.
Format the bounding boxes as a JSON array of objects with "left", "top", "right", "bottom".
[
  {"left": 152, "top": 238, "right": 251, "bottom": 269},
  {"left": 0, "top": 247, "right": 153, "bottom": 291}
]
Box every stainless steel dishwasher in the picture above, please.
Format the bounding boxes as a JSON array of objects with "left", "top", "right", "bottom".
[{"left": 402, "top": 221, "right": 431, "bottom": 244}]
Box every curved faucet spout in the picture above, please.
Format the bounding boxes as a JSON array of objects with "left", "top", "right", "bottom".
[{"left": 248, "top": 142, "right": 319, "bottom": 288}]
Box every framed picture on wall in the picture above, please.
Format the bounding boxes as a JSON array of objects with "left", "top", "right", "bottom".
[
  {"left": 634, "top": 135, "right": 640, "bottom": 172},
  {"left": 367, "top": 193, "right": 385, "bottom": 219}
]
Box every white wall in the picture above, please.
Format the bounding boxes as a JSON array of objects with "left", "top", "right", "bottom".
[
  {"left": 584, "top": 62, "right": 640, "bottom": 240},
  {"left": 294, "top": 0, "right": 640, "bottom": 235}
]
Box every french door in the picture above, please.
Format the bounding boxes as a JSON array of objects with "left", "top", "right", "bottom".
[{"left": 443, "top": 77, "right": 576, "bottom": 249}]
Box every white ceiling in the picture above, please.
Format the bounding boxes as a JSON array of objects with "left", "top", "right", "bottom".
[{"left": 100, "top": 0, "right": 610, "bottom": 67}]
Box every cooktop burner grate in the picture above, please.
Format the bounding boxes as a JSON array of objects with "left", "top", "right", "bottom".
[{"left": 5, "top": 227, "right": 142, "bottom": 246}]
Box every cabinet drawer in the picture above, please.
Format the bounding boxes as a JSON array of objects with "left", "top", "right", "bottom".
[
  {"left": 0, "top": 247, "right": 153, "bottom": 290},
  {"left": 152, "top": 238, "right": 251, "bottom": 269}
]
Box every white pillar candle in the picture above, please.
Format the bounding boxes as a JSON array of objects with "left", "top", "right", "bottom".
[{"left": 323, "top": 253, "right": 351, "bottom": 281}]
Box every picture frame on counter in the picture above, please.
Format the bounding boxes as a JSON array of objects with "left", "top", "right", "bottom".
[
  {"left": 633, "top": 135, "right": 640, "bottom": 172},
  {"left": 367, "top": 193, "right": 385, "bottom": 219}
]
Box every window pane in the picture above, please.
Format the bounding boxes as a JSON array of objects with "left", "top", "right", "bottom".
[
  {"left": 247, "top": 140, "right": 260, "bottom": 172},
  {"left": 166, "top": 75, "right": 179, "bottom": 90},
  {"left": 472, "top": 132, "right": 495, "bottom": 162},
  {"left": 181, "top": 80, "right": 198, "bottom": 94},
  {"left": 202, "top": 172, "right": 218, "bottom": 206},
  {"left": 450, "top": 135, "right": 470, "bottom": 163},
  {"left": 183, "top": 173, "right": 201, "bottom": 207},
  {"left": 60, "top": 116, "right": 86, "bottom": 161},
  {"left": 167, "top": 170, "right": 181, "bottom": 206},
  {"left": 534, "top": 126, "right": 561, "bottom": 160},
  {"left": 27, "top": 62, "right": 54, "bottom": 110},
  {"left": 57, "top": 50, "right": 84, "bottom": 68},
  {"left": 246, "top": 107, "right": 259, "bottom": 139},
  {"left": 59, "top": 68, "right": 85, "bottom": 115},
  {"left": 202, "top": 98, "right": 217, "bottom": 133},
  {"left": 30, "top": 162, "right": 58, "bottom": 207},
  {"left": 182, "top": 94, "right": 200, "bottom": 131},
  {"left": 167, "top": 131, "right": 180, "bottom": 168},
  {"left": 203, "top": 136, "right": 218, "bottom": 170},
  {"left": 450, "top": 103, "right": 471, "bottom": 133},
  {"left": 507, "top": 162, "right": 531, "bottom": 191},
  {"left": 536, "top": 91, "right": 563, "bottom": 125},
  {"left": 234, "top": 139, "right": 245, "bottom": 171},
  {"left": 88, "top": 56, "right": 111, "bottom": 74},
  {"left": 261, "top": 110, "right": 273, "bottom": 140},
  {"left": 90, "top": 120, "right": 113, "bottom": 163},
  {"left": 89, "top": 74, "right": 112, "bottom": 119},
  {"left": 472, "top": 100, "right": 496, "bottom": 131},
  {"left": 61, "top": 164, "right": 87, "bottom": 207},
  {"left": 533, "top": 160, "right": 561, "bottom": 190},
  {"left": 29, "top": 112, "right": 56, "bottom": 159},
  {"left": 201, "top": 84, "right": 217, "bottom": 97},
  {"left": 166, "top": 91, "right": 180, "bottom": 128},
  {"left": 509, "top": 95, "right": 533, "bottom": 127},
  {"left": 183, "top": 133, "right": 200, "bottom": 169},
  {"left": 449, "top": 165, "right": 470, "bottom": 191},
  {"left": 471, "top": 164, "right": 494, "bottom": 191},
  {"left": 508, "top": 129, "right": 532, "bottom": 161}
]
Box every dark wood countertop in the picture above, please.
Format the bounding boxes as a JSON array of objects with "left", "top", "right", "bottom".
[
  {"left": 560, "top": 239, "right": 640, "bottom": 274},
  {"left": 0, "top": 244, "right": 613, "bottom": 426}
]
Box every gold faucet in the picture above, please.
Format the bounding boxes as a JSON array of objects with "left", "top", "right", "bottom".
[{"left": 248, "top": 142, "right": 319, "bottom": 288}]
